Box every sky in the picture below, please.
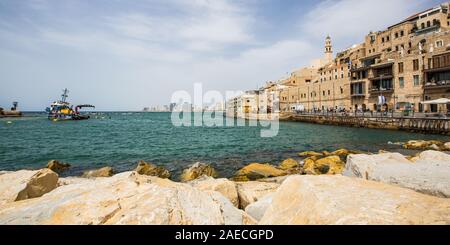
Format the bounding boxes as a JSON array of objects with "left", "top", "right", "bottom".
[{"left": 0, "top": 0, "right": 444, "bottom": 111}]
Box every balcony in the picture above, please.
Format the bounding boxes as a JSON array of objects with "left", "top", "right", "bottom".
[
  {"left": 369, "top": 74, "right": 393, "bottom": 81},
  {"left": 424, "top": 80, "right": 450, "bottom": 91},
  {"left": 369, "top": 87, "right": 393, "bottom": 95}
]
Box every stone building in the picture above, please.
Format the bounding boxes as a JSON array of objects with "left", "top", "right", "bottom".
[
  {"left": 350, "top": 2, "right": 450, "bottom": 113},
  {"left": 231, "top": 2, "right": 450, "bottom": 117}
]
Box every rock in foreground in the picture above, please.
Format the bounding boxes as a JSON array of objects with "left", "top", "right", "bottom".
[
  {"left": 0, "top": 172, "right": 254, "bottom": 225},
  {"left": 259, "top": 175, "right": 450, "bottom": 225},
  {"left": 0, "top": 169, "right": 58, "bottom": 205},
  {"left": 234, "top": 163, "right": 287, "bottom": 181},
  {"left": 303, "top": 156, "right": 345, "bottom": 175},
  {"left": 180, "top": 162, "right": 217, "bottom": 182},
  {"left": 135, "top": 161, "right": 171, "bottom": 179},
  {"left": 344, "top": 151, "right": 450, "bottom": 197},
  {"left": 188, "top": 176, "right": 239, "bottom": 207},
  {"left": 82, "top": 167, "right": 114, "bottom": 178},
  {"left": 236, "top": 181, "right": 280, "bottom": 209},
  {"left": 46, "top": 160, "right": 70, "bottom": 172}
]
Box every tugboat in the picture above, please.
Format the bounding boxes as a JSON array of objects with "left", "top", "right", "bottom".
[
  {"left": 46, "top": 89, "right": 95, "bottom": 121},
  {"left": 0, "top": 102, "right": 22, "bottom": 118}
]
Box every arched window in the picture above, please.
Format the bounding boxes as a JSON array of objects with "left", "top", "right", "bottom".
[
  {"left": 421, "top": 23, "right": 425, "bottom": 29},
  {"left": 427, "top": 21, "right": 431, "bottom": 28}
]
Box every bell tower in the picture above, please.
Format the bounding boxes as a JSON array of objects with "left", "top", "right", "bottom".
[{"left": 325, "top": 35, "right": 333, "bottom": 63}]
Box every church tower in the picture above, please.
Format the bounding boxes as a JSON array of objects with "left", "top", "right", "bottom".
[{"left": 324, "top": 35, "right": 333, "bottom": 63}]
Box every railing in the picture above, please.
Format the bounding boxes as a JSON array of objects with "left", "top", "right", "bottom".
[
  {"left": 287, "top": 112, "right": 450, "bottom": 135},
  {"left": 369, "top": 87, "right": 394, "bottom": 93},
  {"left": 424, "top": 80, "right": 450, "bottom": 88}
]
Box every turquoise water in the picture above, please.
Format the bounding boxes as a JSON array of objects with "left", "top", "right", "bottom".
[{"left": 1, "top": 112, "right": 449, "bottom": 178}]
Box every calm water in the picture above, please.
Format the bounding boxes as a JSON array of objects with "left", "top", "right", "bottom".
[{"left": 1, "top": 112, "right": 449, "bottom": 178}]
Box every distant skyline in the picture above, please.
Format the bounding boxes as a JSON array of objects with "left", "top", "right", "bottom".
[{"left": 0, "top": 0, "right": 443, "bottom": 111}]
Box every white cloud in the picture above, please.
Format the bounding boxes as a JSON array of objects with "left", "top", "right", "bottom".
[
  {"left": 300, "top": 0, "right": 429, "bottom": 47},
  {"left": 0, "top": 0, "right": 442, "bottom": 110}
]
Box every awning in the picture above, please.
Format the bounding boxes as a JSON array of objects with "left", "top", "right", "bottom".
[{"left": 421, "top": 98, "right": 450, "bottom": 104}]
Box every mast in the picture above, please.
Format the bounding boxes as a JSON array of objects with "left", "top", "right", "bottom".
[{"left": 61, "top": 88, "right": 69, "bottom": 103}]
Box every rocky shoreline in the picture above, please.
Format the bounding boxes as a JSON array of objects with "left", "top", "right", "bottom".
[{"left": 0, "top": 139, "right": 449, "bottom": 225}]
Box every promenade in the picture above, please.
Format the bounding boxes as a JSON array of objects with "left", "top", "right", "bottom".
[{"left": 284, "top": 111, "right": 450, "bottom": 135}]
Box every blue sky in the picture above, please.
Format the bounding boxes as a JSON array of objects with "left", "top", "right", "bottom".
[{"left": 0, "top": 0, "right": 443, "bottom": 111}]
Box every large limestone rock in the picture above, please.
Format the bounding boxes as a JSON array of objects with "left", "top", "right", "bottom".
[
  {"left": 344, "top": 151, "right": 450, "bottom": 197},
  {"left": 279, "top": 158, "right": 299, "bottom": 170},
  {"left": 0, "top": 169, "right": 58, "bottom": 205},
  {"left": 444, "top": 142, "right": 450, "bottom": 151},
  {"left": 180, "top": 162, "right": 217, "bottom": 182},
  {"left": 303, "top": 156, "right": 345, "bottom": 175},
  {"left": 233, "top": 163, "right": 287, "bottom": 181},
  {"left": 46, "top": 160, "right": 70, "bottom": 173},
  {"left": 188, "top": 176, "right": 239, "bottom": 207},
  {"left": 236, "top": 181, "right": 280, "bottom": 209},
  {"left": 82, "top": 167, "right": 114, "bottom": 178},
  {"left": 135, "top": 161, "right": 171, "bottom": 179},
  {"left": 0, "top": 172, "right": 253, "bottom": 225},
  {"left": 244, "top": 193, "right": 274, "bottom": 222},
  {"left": 259, "top": 175, "right": 450, "bottom": 225}
]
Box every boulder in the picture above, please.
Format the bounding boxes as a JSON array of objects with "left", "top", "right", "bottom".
[
  {"left": 82, "top": 167, "right": 114, "bottom": 178},
  {"left": 344, "top": 151, "right": 450, "bottom": 197},
  {"left": 403, "top": 140, "right": 444, "bottom": 150},
  {"left": 188, "top": 176, "right": 239, "bottom": 207},
  {"left": 0, "top": 172, "right": 253, "bottom": 225},
  {"left": 245, "top": 193, "right": 274, "bottom": 221},
  {"left": 234, "top": 163, "right": 287, "bottom": 181},
  {"left": 259, "top": 175, "right": 450, "bottom": 225},
  {"left": 236, "top": 181, "right": 280, "bottom": 209},
  {"left": 444, "top": 142, "right": 450, "bottom": 151},
  {"left": 0, "top": 169, "right": 58, "bottom": 205},
  {"left": 180, "top": 162, "right": 217, "bottom": 182},
  {"left": 279, "top": 158, "right": 299, "bottom": 170},
  {"left": 135, "top": 161, "right": 171, "bottom": 179},
  {"left": 46, "top": 160, "right": 70, "bottom": 172},
  {"left": 303, "top": 156, "right": 345, "bottom": 175},
  {"left": 298, "top": 151, "right": 323, "bottom": 157}
]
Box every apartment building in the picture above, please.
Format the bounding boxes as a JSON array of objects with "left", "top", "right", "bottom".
[{"left": 229, "top": 2, "right": 450, "bottom": 117}]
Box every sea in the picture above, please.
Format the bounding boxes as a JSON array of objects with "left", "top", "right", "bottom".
[{"left": 1, "top": 112, "right": 449, "bottom": 179}]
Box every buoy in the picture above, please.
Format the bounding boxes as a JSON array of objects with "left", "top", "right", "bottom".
[{"left": 6, "top": 121, "right": 12, "bottom": 124}]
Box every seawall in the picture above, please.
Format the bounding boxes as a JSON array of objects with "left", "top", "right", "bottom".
[{"left": 285, "top": 113, "right": 450, "bottom": 136}]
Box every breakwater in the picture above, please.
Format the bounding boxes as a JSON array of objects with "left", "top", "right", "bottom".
[{"left": 284, "top": 113, "right": 450, "bottom": 136}]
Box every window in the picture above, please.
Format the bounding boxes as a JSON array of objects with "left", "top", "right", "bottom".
[
  {"left": 421, "top": 23, "right": 425, "bottom": 29},
  {"left": 399, "top": 77, "right": 404, "bottom": 88},
  {"left": 395, "top": 33, "right": 398, "bottom": 38},
  {"left": 427, "top": 21, "right": 431, "bottom": 27},
  {"left": 341, "top": 74, "right": 344, "bottom": 79},
  {"left": 323, "top": 91, "right": 325, "bottom": 96},
  {"left": 398, "top": 62, "right": 404, "bottom": 73},
  {"left": 382, "top": 37, "right": 385, "bottom": 43},
  {"left": 413, "top": 59, "right": 419, "bottom": 71},
  {"left": 340, "top": 87, "right": 344, "bottom": 94},
  {"left": 436, "top": 40, "right": 444, "bottom": 47},
  {"left": 335, "top": 75, "right": 337, "bottom": 79},
  {"left": 413, "top": 75, "right": 420, "bottom": 86},
  {"left": 387, "top": 36, "right": 390, "bottom": 41},
  {"left": 328, "top": 90, "right": 331, "bottom": 95},
  {"left": 400, "top": 30, "right": 404, "bottom": 36}
]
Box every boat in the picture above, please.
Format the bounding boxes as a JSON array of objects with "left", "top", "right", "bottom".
[
  {"left": 0, "top": 102, "right": 22, "bottom": 118},
  {"left": 46, "top": 89, "right": 95, "bottom": 121}
]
